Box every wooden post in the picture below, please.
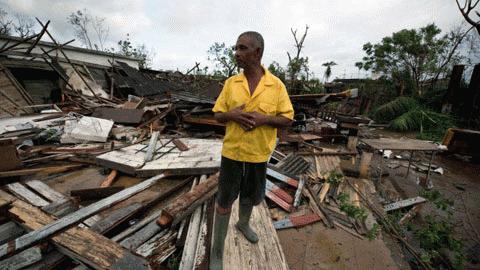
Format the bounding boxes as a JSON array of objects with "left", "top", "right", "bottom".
[
  {"left": 347, "top": 136, "right": 358, "bottom": 151},
  {"left": 359, "top": 152, "right": 373, "bottom": 179}
]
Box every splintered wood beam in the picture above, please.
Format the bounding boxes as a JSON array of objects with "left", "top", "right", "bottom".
[
  {"left": 7, "top": 200, "right": 151, "bottom": 270},
  {"left": 0, "top": 173, "right": 166, "bottom": 259},
  {"left": 157, "top": 173, "right": 218, "bottom": 226},
  {"left": 303, "top": 186, "right": 334, "bottom": 228},
  {"left": 100, "top": 169, "right": 118, "bottom": 187}
]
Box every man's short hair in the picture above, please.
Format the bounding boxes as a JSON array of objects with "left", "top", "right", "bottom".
[{"left": 239, "top": 31, "right": 264, "bottom": 58}]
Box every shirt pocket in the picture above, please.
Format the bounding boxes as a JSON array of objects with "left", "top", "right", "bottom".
[{"left": 257, "top": 102, "right": 277, "bottom": 116}]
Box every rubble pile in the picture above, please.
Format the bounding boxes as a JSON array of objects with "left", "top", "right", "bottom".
[{"left": 0, "top": 19, "right": 457, "bottom": 270}]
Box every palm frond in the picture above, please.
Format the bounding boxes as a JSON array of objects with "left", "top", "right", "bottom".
[
  {"left": 389, "top": 107, "right": 455, "bottom": 132},
  {"left": 372, "top": 96, "right": 418, "bottom": 122}
]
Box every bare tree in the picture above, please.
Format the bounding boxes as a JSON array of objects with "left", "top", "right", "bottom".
[
  {"left": 67, "top": 9, "right": 109, "bottom": 51},
  {"left": 91, "top": 16, "right": 109, "bottom": 51},
  {"left": 456, "top": 0, "right": 480, "bottom": 35},
  {"left": 12, "top": 13, "right": 35, "bottom": 38},
  {"left": 0, "top": 8, "right": 13, "bottom": 36},
  {"left": 287, "top": 25, "right": 310, "bottom": 93}
]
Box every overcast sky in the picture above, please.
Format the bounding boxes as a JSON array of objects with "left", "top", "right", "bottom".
[{"left": 0, "top": 0, "right": 469, "bottom": 80}]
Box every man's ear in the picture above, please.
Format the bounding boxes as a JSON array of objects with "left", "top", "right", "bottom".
[{"left": 255, "top": 47, "right": 262, "bottom": 59}]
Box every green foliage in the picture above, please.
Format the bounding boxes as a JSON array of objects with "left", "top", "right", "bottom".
[
  {"left": 419, "top": 189, "right": 454, "bottom": 211},
  {"left": 116, "top": 34, "right": 153, "bottom": 69},
  {"left": 268, "top": 61, "right": 286, "bottom": 82},
  {"left": 356, "top": 23, "right": 471, "bottom": 95},
  {"left": 371, "top": 96, "right": 456, "bottom": 141},
  {"left": 337, "top": 193, "right": 368, "bottom": 221},
  {"left": 324, "top": 101, "right": 341, "bottom": 111},
  {"left": 326, "top": 170, "right": 344, "bottom": 184},
  {"left": 366, "top": 223, "right": 380, "bottom": 240},
  {"left": 415, "top": 215, "right": 464, "bottom": 268},
  {"left": 372, "top": 97, "right": 419, "bottom": 122},
  {"left": 207, "top": 42, "right": 237, "bottom": 77}
]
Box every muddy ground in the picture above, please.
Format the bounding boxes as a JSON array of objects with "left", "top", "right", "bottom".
[{"left": 277, "top": 127, "right": 480, "bottom": 270}]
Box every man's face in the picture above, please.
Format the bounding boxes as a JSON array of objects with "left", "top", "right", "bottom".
[{"left": 234, "top": 35, "right": 260, "bottom": 69}]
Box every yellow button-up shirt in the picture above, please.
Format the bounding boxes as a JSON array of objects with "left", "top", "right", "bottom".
[{"left": 212, "top": 68, "right": 294, "bottom": 163}]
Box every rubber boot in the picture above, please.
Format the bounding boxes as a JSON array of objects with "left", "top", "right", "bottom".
[
  {"left": 236, "top": 203, "right": 259, "bottom": 243},
  {"left": 210, "top": 211, "right": 231, "bottom": 270}
]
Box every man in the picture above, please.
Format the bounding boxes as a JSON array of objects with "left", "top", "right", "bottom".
[{"left": 210, "top": 31, "right": 294, "bottom": 269}]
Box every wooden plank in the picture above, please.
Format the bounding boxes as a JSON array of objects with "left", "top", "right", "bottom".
[
  {"left": 120, "top": 221, "right": 162, "bottom": 250},
  {"left": 180, "top": 176, "right": 205, "bottom": 270},
  {"left": 145, "top": 131, "right": 159, "bottom": 162},
  {"left": 22, "top": 250, "right": 66, "bottom": 270},
  {"left": 223, "top": 200, "right": 289, "bottom": 270},
  {"left": 135, "top": 230, "right": 177, "bottom": 265},
  {"left": 0, "top": 222, "right": 24, "bottom": 245},
  {"left": 293, "top": 176, "right": 305, "bottom": 208},
  {"left": 170, "top": 187, "right": 217, "bottom": 227},
  {"left": 112, "top": 209, "right": 162, "bottom": 243},
  {"left": 303, "top": 186, "right": 334, "bottom": 228},
  {"left": 89, "top": 203, "right": 143, "bottom": 234},
  {"left": 111, "top": 178, "right": 192, "bottom": 243},
  {"left": 25, "top": 180, "right": 66, "bottom": 202},
  {"left": 359, "top": 152, "right": 373, "bottom": 179},
  {"left": 100, "top": 169, "right": 118, "bottom": 187},
  {"left": 157, "top": 173, "right": 218, "bottom": 226},
  {"left": 0, "top": 246, "right": 43, "bottom": 270},
  {"left": 361, "top": 138, "right": 442, "bottom": 151},
  {"left": 172, "top": 138, "right": 189, "bottom": 151},
  {"left": 318, "top": 182, "right": 330, "bottom": 202},
  {"left": 0, "top": 164, "right": 84, "bottom": 178},
  {"left": 383, "top": 196, "right": 426, "bottom": 212},
  {"left": 7, "top": 199, "right": 151, "bottom": 270},
  {"left": 6, "top": 183, "right": 49, "bottom": 207},
  {"left": 193, "top": 199, "right": 212, "bottom": 269},
  {"left": 41, "top": 198, "right": 77, "bottom": 218},
  {"left": 0, "top": 173, "right": 166, "bottom": 259}
]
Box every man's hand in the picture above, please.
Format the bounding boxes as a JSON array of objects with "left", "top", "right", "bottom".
[
  {"left": 247, "top": 112, "right": 269, "bottom": 128},
  {"left": 215, "top": 104, "right": 255, "bottom": 131}
]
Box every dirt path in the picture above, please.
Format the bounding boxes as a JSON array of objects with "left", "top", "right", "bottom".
[{"left": 277, "top": 221, "right": 409, "bottom": 270}]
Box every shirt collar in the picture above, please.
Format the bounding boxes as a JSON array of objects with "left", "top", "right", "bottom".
[{"left": 233, "top": 65, "right": 274, "bottom": 86}]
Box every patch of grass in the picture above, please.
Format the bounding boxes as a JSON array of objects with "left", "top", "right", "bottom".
[
  {"left": 366, "top": 223, "right": 380, "bottom": 240},
  {"left": 419, "top": 189, "right": 454, "bottom": 211},
  {"left": 415, "top": 215, "right": 464, "bottom": 269},
  {"left": 326, "top": 170, "right": 344, "bottom": 184},
  {"left": 337, "top": 193, "right": 368, "bottom": 222}
]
